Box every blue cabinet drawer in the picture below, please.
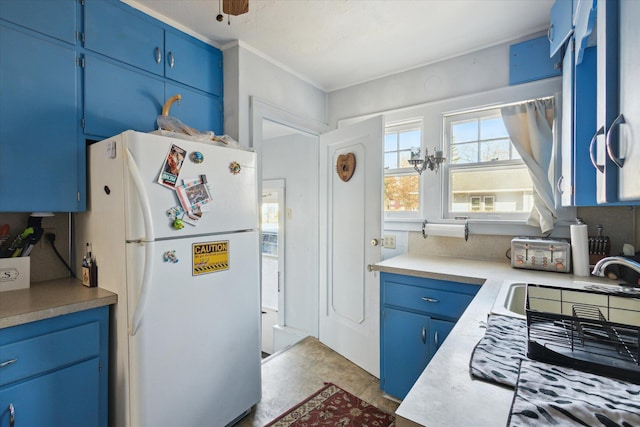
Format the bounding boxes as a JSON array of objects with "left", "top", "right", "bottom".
[
  {"left": 0, "top": 322, "right": 100, "bottom": 387},
  {"left": 383, "top": 281, "right": 475, "bottom": 320}
]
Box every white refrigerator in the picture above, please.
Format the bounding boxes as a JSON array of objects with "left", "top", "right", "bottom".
[{"left": 75, "top": 130, "right": 261, "bottom": 427}]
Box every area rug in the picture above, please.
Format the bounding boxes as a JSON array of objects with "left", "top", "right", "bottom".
[{"left": 265, "top": 382, "right": 395, "bottom": 427}]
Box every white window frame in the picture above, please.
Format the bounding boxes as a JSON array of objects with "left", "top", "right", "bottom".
[
  {"left": 442, "top": 105, "right": 532, "bottom": 221},
  {"left": 338, "top": 78, "right": 576, "bottom": 236},
  {"left": 384, "top": 119, "right": 423, "bottom": 220}
]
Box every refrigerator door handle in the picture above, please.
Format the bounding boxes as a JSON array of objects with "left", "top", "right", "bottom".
[
  {"left": 125, "top": 148, "right": 155, "bottom": 241},
  {"left": 126, "top": 148, "right": 156, "bottom": 335},
  {"left": 130, "top": 242, "right": 154, "bottom": 335}
]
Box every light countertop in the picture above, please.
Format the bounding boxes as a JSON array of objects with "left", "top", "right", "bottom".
[
  {"left": 0, "top": 278, "right": 117, "bottom": 329},
  {"left": 373, "top": 254, "right": 620, "bottom": 427}
]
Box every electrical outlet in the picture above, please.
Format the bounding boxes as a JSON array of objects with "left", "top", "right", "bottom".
[
  {"left": 383, "top": 235, "right": 396, "bottom": 249},
  {"left": 41, "top": 228, "right": 56, "bottom": 248}
]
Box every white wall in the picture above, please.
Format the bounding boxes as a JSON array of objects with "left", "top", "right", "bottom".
[
  {"left": 262, "top": 133, "right": 319, "bottom": 339},
  {"left": 223, "top": 43, "right": 327, "bottom": 343},
  {"left": 223, "top": 42, "right": 327, "bottom": 144},
  {"left": 328, "top": 41, "right": 515, "bottom": 128}
]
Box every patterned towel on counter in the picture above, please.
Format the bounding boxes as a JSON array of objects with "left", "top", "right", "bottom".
[
  {"left": 508, "top": 359, "right": 640, "bottom": 426},
  {"left": 469, "top": 314, "right": 527, "bottom": 388}
]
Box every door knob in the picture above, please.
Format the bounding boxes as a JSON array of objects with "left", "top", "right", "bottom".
[{"left": 370, "top": 239, "right": 379, "bottom": 246}]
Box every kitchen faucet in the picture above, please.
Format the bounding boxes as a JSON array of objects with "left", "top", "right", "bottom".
[{"left": 591, "top": 256, "right": 640, "bottom": 278}]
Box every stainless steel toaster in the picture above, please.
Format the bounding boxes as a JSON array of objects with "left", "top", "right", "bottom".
[{"left": 511, "top": 237, "right": 571, "bottom": 273}]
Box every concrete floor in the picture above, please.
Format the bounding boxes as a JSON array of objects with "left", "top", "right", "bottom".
[{"left": 235, "top": 336, "right": 400, "bottom": 426}]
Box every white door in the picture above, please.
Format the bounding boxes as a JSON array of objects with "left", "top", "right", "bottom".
[{"left": 319, "top": 116, "right": 383, "bottom": 377}]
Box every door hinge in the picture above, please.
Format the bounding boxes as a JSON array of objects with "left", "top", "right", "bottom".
[
  {"left": 81, "top": 118, "right": 85, "bottom": 129},
  {"left": 98, "top": 361, "right": 102, "bottom": 372}
]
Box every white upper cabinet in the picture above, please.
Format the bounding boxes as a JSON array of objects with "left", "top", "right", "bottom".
[{"left": 616, "top": 0, "right": 640, "bottom": 201}]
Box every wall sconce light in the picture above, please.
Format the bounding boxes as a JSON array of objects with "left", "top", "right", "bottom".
[{"left": 408, "top": 147, "right": 446, "bottom": 174}]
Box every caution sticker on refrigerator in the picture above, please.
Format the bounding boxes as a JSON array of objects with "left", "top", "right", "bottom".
[{"left": 192, "top": 241, "right": 229, "bottom": 276}]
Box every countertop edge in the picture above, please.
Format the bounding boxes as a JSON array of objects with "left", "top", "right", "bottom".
[{"left": 0, "top": 278, "right": 117, "bottom": 329}]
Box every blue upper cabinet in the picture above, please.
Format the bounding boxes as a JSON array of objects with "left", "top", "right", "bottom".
[
  {"left": 549, "top": 0, "right": 575, "bottom": 57},
  {"left": 81, "top": 0, "right": 223, "bottom": 139},
  {"left": 509, "top": 35, "right": 562, "bottom": 85},
  {"left": 84, "top": 0, "right": 222, "bottom": 96},
  {"left": 165, "top": 31, "right": 223, "bottom": 96},
  {"left": 165, "top": 83, "right": 223, "bottom": 135},
  {"left": 0, "top": 24, "right": 82, "bottom": 212},
  {"left": 83, "top": 55, "right": 165, "bottom": 138},
  {"left": 84, "top": 0, "right": 165, "bottom": 77},
  {"left": 0, "top": 0, "right": 77, "bottom": 44}
]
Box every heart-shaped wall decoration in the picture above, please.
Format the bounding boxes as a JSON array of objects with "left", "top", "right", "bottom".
[{"left": 336, "top": 153, "right": 356, "bottom": 182}]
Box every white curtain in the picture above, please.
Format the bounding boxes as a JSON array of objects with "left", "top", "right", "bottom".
[{"left": 501, "top": 98, "right": 556, "bottom": 234}]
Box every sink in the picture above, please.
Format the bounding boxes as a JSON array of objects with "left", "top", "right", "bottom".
[{"left": 490, "top": 281, "right": 526, "bottom": 319}]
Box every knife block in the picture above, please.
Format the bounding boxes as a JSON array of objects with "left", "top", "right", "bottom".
[{"left": 588, "top": 235, "right": 610, "bottom": 266}]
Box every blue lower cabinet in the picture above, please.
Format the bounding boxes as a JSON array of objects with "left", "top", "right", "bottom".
[
  {"left": 381, "top": 307, "right": 431, "bottom": 399},
  {"left": 380, "top": 272, "right": 479, "bottom": 399},
  {"left": 0, "top": 307, "right": 109, "bottom": 427}
]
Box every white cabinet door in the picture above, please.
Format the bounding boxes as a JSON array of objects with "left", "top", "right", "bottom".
[{"left": 617, "top": 0, "right": 640, "bottom": 201}]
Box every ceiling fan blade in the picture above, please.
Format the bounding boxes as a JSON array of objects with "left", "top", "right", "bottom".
[{"left": 223, "top": 0, "right": 249, "bottom": 16}]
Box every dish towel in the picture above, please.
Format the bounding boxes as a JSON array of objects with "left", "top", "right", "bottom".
[
  {"left": 508, "top": 359, "right": 640, "bottom": 426},
  {"left": 469, "top": 314, "right": 527, "bottom": 388}
]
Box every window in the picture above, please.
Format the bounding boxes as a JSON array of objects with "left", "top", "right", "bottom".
[
  {"left": 384, "top": 121, "right": 421, "bottom": 217},
  {"left": 444, "top": 107, "right": 533, "bottom": 219}
]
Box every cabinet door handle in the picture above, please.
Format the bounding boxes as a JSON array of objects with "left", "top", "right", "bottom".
[
  {"left": 168, "top": 51, "right": 175, "bottom": 69},
  {"left": 8, "top": 403, "right": 15, "bottom": 427},
  {"left": 434, "top": 331, "right": 439, "bottom": 349},
  {"left": 556, "top": 175, "right": 564, "bottom": 193},
  {"left": 421, "top": 326, "right": 426, "bottom": 344},
  {"left": 0, "top": 358, "right": 17, "bottom": 368},
  {"left": 421, "top": 297, "right": 439, "bottom": 303},
  {"left": 154, "top": 47, "right": 162, "bottom": 64},
  {"left": 588, "top": 126, "right": 605, "bottom": 173},
  {"left": 606, "top": 113, "right": 626, "bottom": 168},
  {"left": 547, "top": 24, "right": 554, "bottom": 43}
]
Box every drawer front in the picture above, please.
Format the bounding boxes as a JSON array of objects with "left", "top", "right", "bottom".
[
  {"left": 0, "top": 322, "right": 100, "bottom": 387},
  {"left": 383, "top": 281, "right": 475, "bottom": 319}
]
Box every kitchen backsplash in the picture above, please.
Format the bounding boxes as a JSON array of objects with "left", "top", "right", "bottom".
[
  {"left": 0, "top": 213, "right": 71, "bottom": 282},
  {"left": 406, "top": 206, "right": 637, "bottom": 263}
]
